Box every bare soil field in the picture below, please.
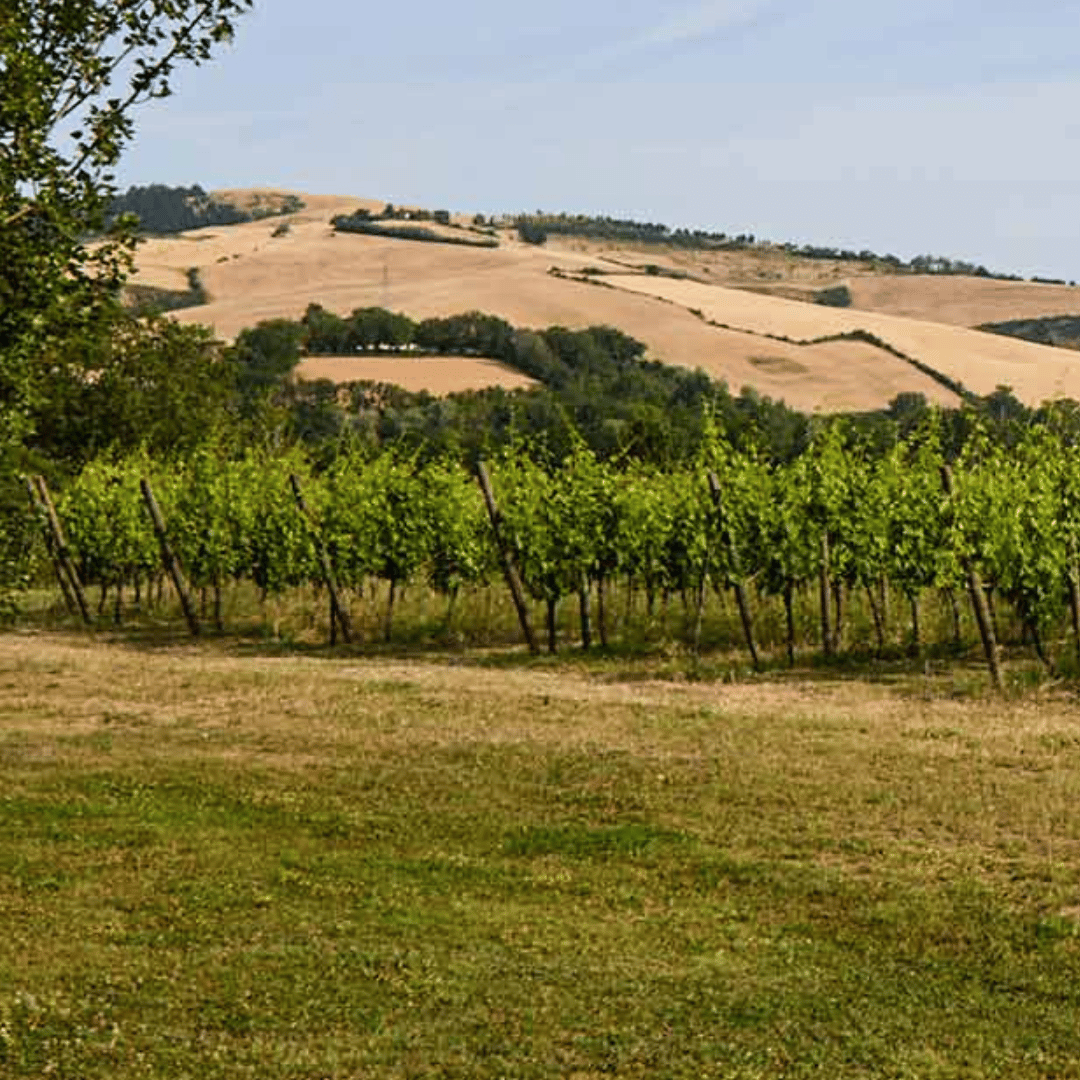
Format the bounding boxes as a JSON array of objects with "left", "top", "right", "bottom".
[
  {"left": 129, "top": 190, "right": 1080, "bottom": 410},
  {"left": 293, "top": 354, "right": 538, "bottom": 394}
]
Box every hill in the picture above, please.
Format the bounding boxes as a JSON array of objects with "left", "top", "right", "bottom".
[{"left": 129, "top": 188, "right": 1080, "bottom": 411}]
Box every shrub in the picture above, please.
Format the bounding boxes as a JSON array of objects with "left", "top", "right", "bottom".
[
  {"left": 516, "top": 221, "right": 549, "bottom": 245},
  {"left": 816, "top": 284, "right": 852, "bottom": 308}
]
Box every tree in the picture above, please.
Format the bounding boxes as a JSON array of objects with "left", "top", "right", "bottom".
[
  {"left": 106, "top": 183, "right": 251, "bottom": 233},
  {"left": 31, "top": 313, "right": 236, "bottom": 462},
  {"left": 229, "top": 319, "right": 305, "bottom": 417},
  {"left": 0, "top": 0, "right": 253, "bottom": 456},
  {"left": 516, "top": 220, "right": 548, "bottom": 245}
]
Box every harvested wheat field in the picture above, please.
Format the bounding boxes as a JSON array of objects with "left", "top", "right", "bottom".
[
  {"left": 604, "top": 274, "right": 1080, "bottom": 404},
  {"left": 148, "top": 221, "right": 952, "bottom": 411},
  {"left": 558, "top": 240, "right": 1080, "bottom": 326},
  {"left": 131, "top": 190, "right": 1080, "bottom": 410},
  {"left": 845, "top": 274, "right": 1080, "bottom": 326},
  {"left": 293, "top": 355, "right": 538, "bottom": 394}
]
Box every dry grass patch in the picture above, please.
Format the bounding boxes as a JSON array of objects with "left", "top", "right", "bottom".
[
  {"left": 293, "top": 355, "right": 537, "bottom": 394},
  {"left": 555, "top": 237, "right": 1080, "bottom": 327}
]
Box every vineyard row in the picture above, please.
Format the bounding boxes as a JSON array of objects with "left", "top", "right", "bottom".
[{"left": 21, "top": 426, "right": 1080, "bottom": 688}]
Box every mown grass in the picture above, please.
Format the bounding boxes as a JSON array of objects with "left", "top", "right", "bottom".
[
  {"left": 19, "top": 574, "right": 1064, "bottom": 704},
  {"left": 3, "top": 632, "right": 1080, "bottom": 1077}
]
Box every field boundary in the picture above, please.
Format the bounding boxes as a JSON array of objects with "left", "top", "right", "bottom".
[{"left": 563, "top": 268, "right": 974, "bottom": 402}]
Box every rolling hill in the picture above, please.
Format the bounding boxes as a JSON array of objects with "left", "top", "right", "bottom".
[{"left": 130, "top": 188, "right": 1080, "bottom": 412}]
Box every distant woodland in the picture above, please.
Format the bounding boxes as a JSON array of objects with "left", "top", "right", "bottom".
[
  {"left": 24, "top": 289, "right": 1054, "bottom": 471},
  {"left": 220, "top": 304, "right": 1056, "bottom": 469},
  {"left": 107, "top": 184, "right": 304, "bottom": 234}
]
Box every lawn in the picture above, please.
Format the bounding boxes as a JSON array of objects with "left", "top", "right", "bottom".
[{"left": 3, "top": 631, "right": 1080, "bottom": 1077}]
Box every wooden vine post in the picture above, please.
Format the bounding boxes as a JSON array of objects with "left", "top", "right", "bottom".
[
  {"left": 476, "top": 460, "right": 540, "bottom": 655},
  {"left": 783, "top": 579, "right": 797, "bottom": 667},
  {"left": 140, "top": 478, "right": 201, "bottom": 637},
  {"left": 1068, "top": 536, "right": 1080, "bottom": 664},
  {"left": 819, "top": 531, "right": 834, "bottom": 658},
  {"left": 708, "top": 472, "right": 760, "bottom": 670},
  {"left": 30, "top": 475, "right": 93, "bottom": 625},
  {"left": 25, "top": 476, "right": 77, "bottom": 617},
  {"left": 940, "top": 465, "right": 1003, "bottom": 692},
  {"left": 578, "top": 573, "right": 593, "bottom": 651},
  {"left": 288, "top": 474, "right": 352, "bottom": 645}
]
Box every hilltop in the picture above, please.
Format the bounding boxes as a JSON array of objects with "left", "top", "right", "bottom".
[{"left": 128, "top": 188, "right": 1080, "bottom": 412}]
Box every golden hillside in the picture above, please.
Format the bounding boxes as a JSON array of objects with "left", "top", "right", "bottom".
[{"left": 130, "top": 189, "right": 1080, "bottom": 411}]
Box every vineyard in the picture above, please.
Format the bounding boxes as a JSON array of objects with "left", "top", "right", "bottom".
[
  {"left": 18, "top": 419, "right": 1080, "bottom": 688},
  {"left": 12, "top": 422, "right": 1080, "bottom": 1074}
]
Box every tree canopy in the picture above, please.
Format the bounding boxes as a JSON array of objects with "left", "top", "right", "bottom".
[{"left": 0, "top": 0, "right": 253, "bottom": 457}]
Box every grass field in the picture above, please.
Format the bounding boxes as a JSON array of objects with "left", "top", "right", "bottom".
[{"left": 4, "top": 620, "right": 1080, "bottom": 1078}]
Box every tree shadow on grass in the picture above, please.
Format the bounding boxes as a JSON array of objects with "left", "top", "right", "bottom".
[{"left": 9, "top": 595, "right": 1044, "bottom": 701}]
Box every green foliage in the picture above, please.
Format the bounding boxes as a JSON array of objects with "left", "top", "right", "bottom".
[
  {"left": 166, "top": 448, "right": 252, "bottom": 589},
  {"left": 421, "top": 459, "right": 494, "bottom": 595},
  {"left": 32, "top": 417, "right": 1080, "bottom": 672},
  {"left": 0, "top": 470, "right": 36, "bottom": 618},
  {"left": 491, "top": 452, "right": 569, "bottom": 604},
  {"left": 124, "top": 267, "right": 207, "bottom": 316},
  {"left": 515, "top": 220, "right": 548, "bottom": 245},
  {"left": 280, "top": 306, "right": 808, "bottom": 464},
  {"left": 229, "top": 319, "right": 305, "bottom": 418},
  {"left": 514, "top": 211, "right": 731, "bottom": 248},
  {"left": 57, "top": 453, "right": 159, "bottom": 590},
  {"left": 30, "top": 314, "right": 234, "bottom": 464},
  {"left": 241, "top": 450, "right": 319, "bottom": 596},
  {"left": 952, "top": 428, "right": 1067, "bottom": 639},
  {"left": 347, "top": 308, "right": 415, "bottom": 351},
  {"left": 880, "top": 432, "right": 952, "bottom": 599},
  {"left": 978, "top": 315, "right": 1080, "bottom": 351},
  {"left": 613, "top": 466, "right": 677, "bottom": 605},
  {"left": 815, "top": 283, "right": 852, "bottom": 308},
  {"left": 106, "top": 183, "right": 250, "bottom": 233},
  {"left": 323, "top": 450, "right": 430, "bottom": 591},
  {"left": 331, "top": 212, "right": 498, "bottom": 249},
  {"left": 0, "top": 0, "right": 254, "bottom": 461}
]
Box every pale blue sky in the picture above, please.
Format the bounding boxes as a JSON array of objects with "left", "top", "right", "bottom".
[{"left": 120, "top": 0, "right": 1080, "bottom": 280}]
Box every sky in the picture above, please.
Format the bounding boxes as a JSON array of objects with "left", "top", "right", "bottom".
[{"left": 118, "top": 0, "right": 1080, "bottom": 280}]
